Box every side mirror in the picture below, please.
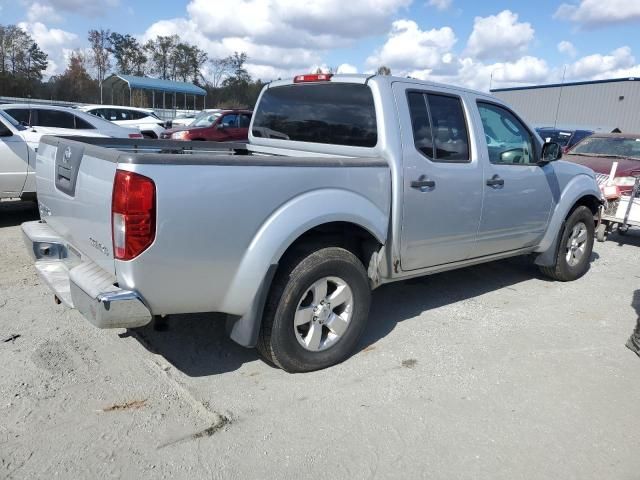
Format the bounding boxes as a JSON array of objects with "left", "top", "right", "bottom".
[
  {"left": 0, "top": 123, "right": 13, "bottom": 137},
  {"left": 216, "top": 123, "right": 227, "bottom": 130},
  {"left": 541, "top": 142, "right": 562, "bottom": 164}
]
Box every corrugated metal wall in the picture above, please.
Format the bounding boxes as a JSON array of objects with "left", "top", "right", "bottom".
[{"left": 493, "top": 80, "right": 640, "bottom": 132}]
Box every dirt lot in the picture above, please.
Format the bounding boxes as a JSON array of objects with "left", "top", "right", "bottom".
[{"left": 1, "top": 199, "right": 640, "bottom": 479}]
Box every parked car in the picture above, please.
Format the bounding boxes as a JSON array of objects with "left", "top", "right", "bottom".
[
  {"left": 77, "top": 105, "right": 166, "bottom": 139},
  {"left": 564, "top": 133, "right": 640, "bottom": 194},
  {"left": 536, "top": 127, "right": 594, "bottom": 152},
  {"left": 160, "top": 109, "right": 251, "bottom": 141},
  {"left": 23, "top": 73, "right": 602, "bottom": 372},
  {"left": 0, "top": 107, "right": 143, "bottom": 201},
  {"left": 0, "top": 104, "right": 144, "bottom": 139}
]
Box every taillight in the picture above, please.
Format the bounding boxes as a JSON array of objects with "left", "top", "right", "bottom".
[
  {"left": 293, "top": 73, "right": 333, "bottom": 83},
  {"left": 128, "top": 133, "right": 144, "bottom": 139},
  {"left": 112, "top": 170, "right": 156, "bottom": 260}
]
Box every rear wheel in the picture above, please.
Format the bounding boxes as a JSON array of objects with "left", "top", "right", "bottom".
[
  {"left": 257, "top": 247, "right": 371, "bottom": 373},
  {"left": 539, "top": 206, "right": 594, "bottom": 281}
]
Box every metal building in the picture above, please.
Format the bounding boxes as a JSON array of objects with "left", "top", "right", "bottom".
[{"left": 491, "top": 77, "right": 640, "bottom": 133}]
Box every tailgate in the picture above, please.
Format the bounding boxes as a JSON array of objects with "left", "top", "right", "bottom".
[{"left": 35, "top": 136, "right": 118, "bottom": 275}]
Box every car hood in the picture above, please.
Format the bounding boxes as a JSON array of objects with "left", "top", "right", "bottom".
[{"left": 564, "top": 154, "right": 640, "bottom": 176}]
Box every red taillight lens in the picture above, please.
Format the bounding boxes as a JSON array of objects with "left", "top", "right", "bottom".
[
  {"left": 112, "top": 170, "right": 156, "bottom": 261},
  {"left": 128, "top": 133, "right": 144, "bottom": 139},
  {"left": 293, "top": 73, "right": 333, "bottom": 83}
]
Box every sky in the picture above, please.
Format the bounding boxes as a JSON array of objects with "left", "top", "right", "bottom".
[{"left": 1, "top": 0, "right": 640, "bottom": 91}]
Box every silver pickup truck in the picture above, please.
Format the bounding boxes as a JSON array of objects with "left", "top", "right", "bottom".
[{"left": 23, "top": 74, "right": 602, "bottom": 372}]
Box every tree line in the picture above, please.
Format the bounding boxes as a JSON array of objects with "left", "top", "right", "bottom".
[{"left": 0, "top": 24, "right": 265, "bottom": 109}]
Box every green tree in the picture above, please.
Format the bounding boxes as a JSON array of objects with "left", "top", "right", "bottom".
[
  {"left": 144, "top": 35, "right": 178, "bottom": 80},
  {"left": 49, "top": 51, "right": 98, "bottom": 102},
  {"left": 87, "top": 29, "right": 111, "bottom": 103},
  {"left": 108, "top": 32, "right": 147, "bottom": 76}
]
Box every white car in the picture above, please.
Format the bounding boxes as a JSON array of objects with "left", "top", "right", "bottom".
[
  {"left": 0, "top": 104, "right": 144, "bottom": 139},
  {"left": 169, "top": 109, "right": 222, "bottom": 128},
  {"left": 0, "top": 107, "right": 142, "bottom": 200},
  {"left": 78, "top": 105, "right": 166, "bottom": 139}
]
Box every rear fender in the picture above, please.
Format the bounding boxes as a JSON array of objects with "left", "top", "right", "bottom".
[{"left": 223, "top": 188, "right": 389, "bottom": 346}]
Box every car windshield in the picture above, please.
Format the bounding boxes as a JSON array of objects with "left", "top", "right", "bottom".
[
  {"left": 570, "top": 136, "right": 640, "bottom": 160},
  {"left": 190, "top": 112, "right": 221, "bottom": 127},
  {"left": 0, "top": 110, "right": 26, "bottom": 130}
]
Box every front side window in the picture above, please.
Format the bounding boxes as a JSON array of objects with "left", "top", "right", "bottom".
[
  {"left": 407, "top": 91, "right": 470, "bottom": 162},
  {"left": 220, "top": 114, "right": 239, "bottom": 128},
  {"left": 5, "top": 108, "right": 31, "bottom": 125},
  {"left": 252, "top": 83, "right": 377, "bottom": 147},
  {"left": 36, "top": 109, "right": 75, "bottom": 129},
  {"left": 478, "top": 102, "right": 535, "bottom": 165}
]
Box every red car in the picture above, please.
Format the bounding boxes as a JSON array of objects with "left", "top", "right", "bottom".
[
  {"left": 161, "top": 109, "right": 252, "bottom": 142},
  {"left": 564, "top": 133, "right": 640, "bottom": 194}
]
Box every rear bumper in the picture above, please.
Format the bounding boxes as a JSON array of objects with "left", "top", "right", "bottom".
[{"left": 22, "top": 220, "right": 152, "bottom": 329}]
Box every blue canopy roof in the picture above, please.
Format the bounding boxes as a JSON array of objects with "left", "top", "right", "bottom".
[{"left": 103, "top": 74, "right": 207, "bottom": 96}]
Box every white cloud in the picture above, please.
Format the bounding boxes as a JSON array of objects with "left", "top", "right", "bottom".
[
  {"left": 185, "top": 0, "right": 411, "bottom": 47},
  {"left": 142, "top": 0, "right": 411, "bottom": 81},
  {"left": 466, "top": 10, "right": 534, "bottom": 61},
  {"left": 26, "top": 2, "right": 62, "bottom": 23},
  {"left": 22, "top": 0, "right": 119, "bottom": 17},
  {"left": 428, "top": 0, "right": 452, "bottom": 11},
  {"left": 565, "top": 46, "right": 636, "bottom": 79},
  {"left": 366, "top": 20, "right": 457, "bottom": 74},
  {"left": 557, "top": 40, "right": 577, "bottom": 58},
  {"left": 555, "top": 0, "right": 640, "bottom": 27},
  {"left": 18, "top": 21, "right": 79, "bottom": 76},
  {"left": 336, "top": 63, "right": 358, "bottom": 74}
]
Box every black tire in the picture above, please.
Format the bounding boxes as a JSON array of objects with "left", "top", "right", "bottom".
[
  {"left": 539, "top": 206, "right": 595, "bottom": 281},
  {"left": 257, "top": 247, "right": 371, "bottom": 373}
]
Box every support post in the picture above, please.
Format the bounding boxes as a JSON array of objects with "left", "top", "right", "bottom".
[{"left": 152, "top": 91, "right": 155, "bottom": 109}]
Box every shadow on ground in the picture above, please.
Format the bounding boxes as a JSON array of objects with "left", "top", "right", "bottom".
[
  {"left": 0, "top": 200, "right": 38, "bottom": 228},
  {"left": 131, "top": 255, "right": 551, "bottom": 377}
]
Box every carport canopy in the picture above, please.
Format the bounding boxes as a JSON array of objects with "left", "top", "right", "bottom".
[{"left": 102, "top": 74, "right": 207, "bottom": 109}]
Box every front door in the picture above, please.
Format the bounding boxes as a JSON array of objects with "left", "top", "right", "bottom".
[
  {"left": 394, "top": 83, "right": 484, "bottom": 270},
  {"left": 473, "top": 101, "right": 553, "bottom": 256},
  {"left": 0, "top": 127, "right": 29, "bottom": 197}
]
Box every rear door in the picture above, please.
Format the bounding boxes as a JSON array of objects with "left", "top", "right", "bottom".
[
  {"left": 394, "top": 82, "right": 484, "bottom": 270},
  {"left": 473, "top": 101, "right": 553, "bottom": 256},
  {"left": 236, "top": 113, "right": 251, "bottom": 141}
]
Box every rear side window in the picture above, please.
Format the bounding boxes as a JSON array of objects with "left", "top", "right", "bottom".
[
  {"left": 239, "top": 113, "right": 251, "bottom": 128},
  {"left": 74, "top": 116, "right": 95, "bottom": 129},
  {"left": 408, "top": 91, "right": 470, "bottom": 162},
  {"left": 252, "top": 83, "right": 377, "bottom": 147},
  {"left": 36, "top": 109, "right": 75, "bottom": 129},
  {"left": 5, "top": 108, "right": 30, "bottom": 125}
]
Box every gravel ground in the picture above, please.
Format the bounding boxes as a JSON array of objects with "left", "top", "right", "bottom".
[{"left": 1, "top": 199, "right": 640, "bottom": 480}]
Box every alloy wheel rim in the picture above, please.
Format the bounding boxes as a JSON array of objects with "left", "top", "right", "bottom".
[
  {"left": 293, "top": 276, "right": 354, "bottom": 352},
  {"left": 566, "top": 221, "right": 588, "bottom": 267}
]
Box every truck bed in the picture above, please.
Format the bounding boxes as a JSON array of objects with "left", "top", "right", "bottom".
[{"left": 30, "top": 135, "right": 391, "bottom": 327}]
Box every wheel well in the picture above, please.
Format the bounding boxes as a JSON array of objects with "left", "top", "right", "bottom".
[
  {"left": 279, "top": 222, "right": 382, "bottom": 270},
  {"left": 141, "top": 131, "right": 158, "bottom": 139},
  {"left": 570, "top": 194, "right": 601, "bottom": 217}
]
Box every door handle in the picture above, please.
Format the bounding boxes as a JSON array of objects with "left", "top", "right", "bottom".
[
  {"left": 411, "top": 176, "right": 436, "bottom": 190},
  {"left": 486, "top": 175, "right": 504, "bottom": 188}
]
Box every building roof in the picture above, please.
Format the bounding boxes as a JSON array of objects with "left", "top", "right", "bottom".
[
  {"left": 103, "top": 74, "right": 207, "bottom": 96},
  {"left": 491, "top": 77, "right": 639, "bottom": 93}
]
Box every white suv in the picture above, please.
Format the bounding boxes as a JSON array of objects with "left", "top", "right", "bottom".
[{"left": 78, "top": 105, "right": 166, "bottom": 139}]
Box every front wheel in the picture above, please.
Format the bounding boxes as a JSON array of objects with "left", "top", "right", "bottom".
[
  {"left": 257, "top": 247, "right": 371, "bottom": 373},
  {"left": 539, "top": 206, "right": 595, "bottom": 281}
]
